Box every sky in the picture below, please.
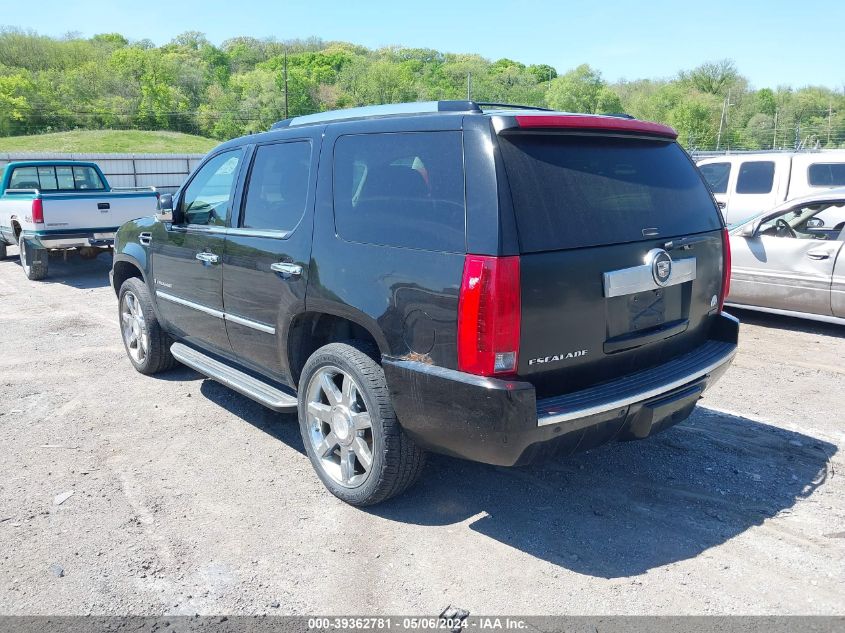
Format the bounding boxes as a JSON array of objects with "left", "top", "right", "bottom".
[{"left": 2, "top": 0, "right": 843, "bottom": 90}]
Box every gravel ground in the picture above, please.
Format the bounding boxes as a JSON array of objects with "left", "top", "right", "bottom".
[{"left": 0, "top": 249, "right": 843, "bottom": 616}]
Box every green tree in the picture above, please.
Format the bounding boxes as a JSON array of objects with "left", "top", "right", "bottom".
[{"left": 547, "top": 64, "right": 621, "bottom": 113}]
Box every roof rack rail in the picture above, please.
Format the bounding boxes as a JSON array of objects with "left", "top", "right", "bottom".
[
  {"left": 272, "top": 100, "right": 481, "bottom": 129},
  {"left": 475, "top": 102, "right": 552, "bottom": 112}
]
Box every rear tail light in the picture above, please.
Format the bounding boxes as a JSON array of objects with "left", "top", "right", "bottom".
[
  {"left": 457, "top": 255, "right": 521, "bottom": 376},
  {"left": 719, "top": 227, "right": 731, "bottom": 311},
  {"left": 31, "top": 198, "right": 44, "bottom": 224}
]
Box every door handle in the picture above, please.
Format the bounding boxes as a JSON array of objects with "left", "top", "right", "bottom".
[
  {"left": 806, "top": 249, "right": 832, "bottom": 260},
  {"left": 270, "top": 262, "right": 303, "bottom": 277},
  {"left": 98, "top": 202, "right": 110, "bottom": 211},
  {"left": 195, "top": 252, "right": 219, "bottom": 264},
  {"left": 139, "top": 232, "right": 152, "bottom": 246}
]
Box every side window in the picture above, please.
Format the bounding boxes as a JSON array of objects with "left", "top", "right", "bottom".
[
  {"left": 808, "top": 163, "right": 845, "bottom": 187},
  {"left": 699, "top": 162, "right": 731, "bottom": 194},
  {"left": 241, "top": 141, "right": 311, "bottom": 232},
  {"left": 332, "top": 131, "right": 465, "bottom": 252},
  {"left": 736, "top": 161, "right": 775, "bottom": 194},
  {"left": 180, "top": 150, "right": 242, "bottom": 226}
]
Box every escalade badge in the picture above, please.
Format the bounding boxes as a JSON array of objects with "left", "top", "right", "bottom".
[{"left": 647, "top": 249, "right": 673, "bottom": 286}]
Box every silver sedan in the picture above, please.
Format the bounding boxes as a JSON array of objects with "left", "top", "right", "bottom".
[{"left": 726, "top": 189, "right": 845, "bottom": 325}]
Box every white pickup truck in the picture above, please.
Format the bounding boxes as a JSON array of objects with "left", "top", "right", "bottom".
[
  {"left": 0, "top": 160, "right": 160, "bottom": 280},
  {"left": 697, "top": 151, "right": 845, "bottom": 227}
]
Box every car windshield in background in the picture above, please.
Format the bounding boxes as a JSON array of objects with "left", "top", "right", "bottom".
[
  {"left": 8, "top": 165, "right": 105, "bottom": 191},
  {"left": 498, "top": 134, "right": 721, "bottom": 252}
]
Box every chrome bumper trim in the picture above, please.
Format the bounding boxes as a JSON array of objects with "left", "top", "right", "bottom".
[{"left": 537, "top": 341, "right": 736, "bottom": 427}]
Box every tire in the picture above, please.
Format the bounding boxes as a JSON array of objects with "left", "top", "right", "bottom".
[
  {"left": 297, "top": 341, "right": 426, "bottom": 506},
  {"left": 18, "top": 235, "right": 48, "bottom": 281},
  {"left": 0, "top": 241, "right": 7, "bottom": 259},
  {"left": 118, "top": 276, "right": 177, "bottom": 375}
]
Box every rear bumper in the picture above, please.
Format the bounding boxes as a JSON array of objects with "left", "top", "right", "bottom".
[
  {"left": 25, "top": 230, "right": 117, "bottom": 249},
  {"left": 384, "top": 312, "right": 739, "bottom": 466}
]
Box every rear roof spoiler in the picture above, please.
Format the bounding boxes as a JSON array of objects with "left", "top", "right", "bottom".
[{"left": 508, "top": 114, "right": 677, "bottom": 139}]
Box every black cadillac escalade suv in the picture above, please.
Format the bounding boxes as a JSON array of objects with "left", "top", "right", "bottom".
[{"left": 111, "top": 101, "right": 738, "bottom": 505}]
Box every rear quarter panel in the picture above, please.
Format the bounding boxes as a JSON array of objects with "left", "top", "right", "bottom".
[{"left": 307, "top": 116, "right": 467, "bottom": 367}]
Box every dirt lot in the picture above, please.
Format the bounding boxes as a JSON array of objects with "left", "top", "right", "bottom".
[{"left": 0, "top": 248, "right": 843, "bottom": 616}]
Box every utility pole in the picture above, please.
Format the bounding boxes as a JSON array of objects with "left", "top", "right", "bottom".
[
  {"left": 828, "top": 102, "right": 833, "bottom": 146},
  {"left": 467, "top": 72, "right": 472, "bottom": 101},
  {"left": 548, "top": 68, "right": 552, "bottom": 91},
  {"left": 716, "top": 90, "right": 729, "bottom": 150},
  {"left": 283, "top": 48, "right": 289, "bottom": 119},
  {"left": 773, "top": 108, "right": 778, "bottom": 149}
]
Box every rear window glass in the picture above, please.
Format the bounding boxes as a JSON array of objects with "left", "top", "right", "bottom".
[
  {"left": 333, "top": 132, "right": 465, "bottom": 252},
  {"left": 8, "top": 164, "right": 105, "bottom": 191},
  {"left": 699, "top": 162, "right": 731, "bottom": 194},
  {"left": 808, "top": 163, "right": 845, "bottom": 187},
  {"left": 735, "top": 161, "right": 775, "bottom": 194},
  {"left": 498, "top": 135, "right": 721, "bottom": 252}
]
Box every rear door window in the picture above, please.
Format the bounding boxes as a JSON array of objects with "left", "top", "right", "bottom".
[
  {"left": 498, "top": 134, "right": 721, "bottom": 252},
  {"left": 332, "top": 131, "right": 466, "bottom": 252},
  {"left": 241, "top": 141, "right": 311, "bottom": 232},
  {"left": 699, "top": 162, "right": 731, "bottom": 193},
  {"left": 735, "top": 161, "right": 775, "bottom": 194},
  {"left": 808, "top": 163, "right": 845, "bottom": 187}
]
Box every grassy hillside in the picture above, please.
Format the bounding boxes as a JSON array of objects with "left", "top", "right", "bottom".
[{"left": 0, "top": 130, "right": 217, "bottom": 154}]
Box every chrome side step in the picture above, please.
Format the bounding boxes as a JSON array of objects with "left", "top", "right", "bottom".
[{"left": 170, "top": 342, "right": 298, "bottom": 412}]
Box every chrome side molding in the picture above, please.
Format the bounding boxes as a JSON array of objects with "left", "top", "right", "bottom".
[{"left": 155, "top": 291, "right": 276, "bottom": 334}]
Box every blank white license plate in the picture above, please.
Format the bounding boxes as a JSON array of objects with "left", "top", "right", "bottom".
[{"left": 93, "top": 233, "right": 114, "bottom": 240}]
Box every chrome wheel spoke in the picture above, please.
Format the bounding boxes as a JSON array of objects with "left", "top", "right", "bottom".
[
  {"left": 352, "top": 437, "right": 372, "bottom": 472},
  {"left": 307, "top": 401, "right": 333, "bottom": 424},
  {"left": 339, "top": 446, "right": 356, "bottom": 483},
  {"left": 320, "top": 373, "right": 341, "bottom": 406},
  {"left": 351, "top": 411, "right": 371, "bottom": 431},
  {"left": 341, "top": 374, "right": 357, "bottom": 408},
  {"left": 315, "top": 432, "right": 339, "bottom": 458}
]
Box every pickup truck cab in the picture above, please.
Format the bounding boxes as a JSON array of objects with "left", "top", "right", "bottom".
[
  {"left": 0, "top": 160, "right": 159, "bottom": 280},
  {"left": 697, "top": 151, "right": 845, "bottom": 226},
  {"left": 112, "top": 101, "right": 738, "bottom": 506}
]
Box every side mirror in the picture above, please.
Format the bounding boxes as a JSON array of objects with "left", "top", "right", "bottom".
[
  {"left": 156, "top": 194, "right": 173, "bottom": 222},
  {"left": 806, "top": 217, "right": 824, "bottom": 228},
  {"left": 738, "top": 223, "right": 757, "bottom": 238},
  {"left": 156, "top": 193, "right": 184, "bottom": 224}
]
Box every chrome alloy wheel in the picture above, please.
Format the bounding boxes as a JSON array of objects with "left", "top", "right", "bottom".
[
  {"left": 120, "top": 291, "right": 149, "bottom": 364},
  {"left": 305, "top": 366, "right": 374, "bottom": 488}
]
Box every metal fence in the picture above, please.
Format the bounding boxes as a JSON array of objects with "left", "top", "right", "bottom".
[{"left": 0, "top": 153, "right": 206, "bottom": 194}]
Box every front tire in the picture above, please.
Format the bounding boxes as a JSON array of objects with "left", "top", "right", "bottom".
[
  {"left": 297, "top": 341, "right": 426, "bottom": 506},
  {"left": 0, "top": 241, "right": 7, "bottom": 259},
  {"left": 19, "top": 235, "right": 48, "bottom": 280},
  {"left": 118, "top": 277, "right": 176, "bottom": 375}
]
